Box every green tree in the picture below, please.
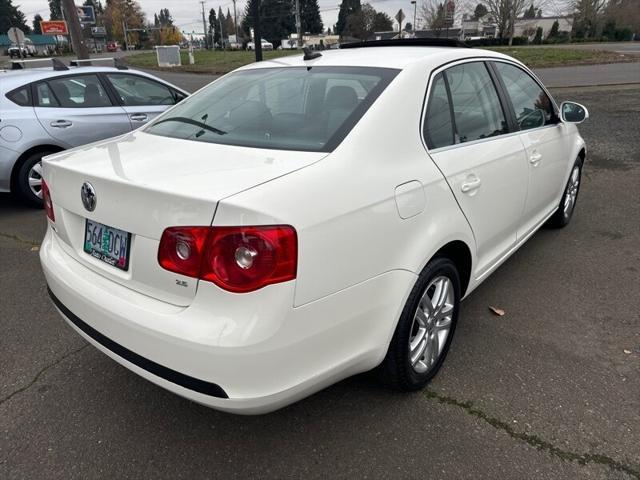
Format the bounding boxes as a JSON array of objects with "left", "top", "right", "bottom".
[
  {"left": 242, "top": 0, "right": 295, "bottom": 46},
  {"left": 473, "top": 3, "right": 488, "bottom": 19},
  {"left": 373, "top": 11, "right": 393, "bottom": 31},
  {"left": 336, "top": 0, "right": 361, "bottom": 36},
  {"left": 523, "top": 4, "right": 536, "bottom": 18},
  {"left": 209, "top": 8, "right": 221, "bottom": 44},
  {"left": 300, "top": 0, "right": 323, "bottom": 34},
  {"left": 549, "top": 19, "right": 559, "bottom": 37},
  {"left": 533, "top": 25, "right": 543, "bottom": 43},
  {"left": 0, "top": 0, "right": 30, "bottom": 33},
  {"left": 225, "top": 7, "right": 235, "bottom": 36},
  {"left": 49, "top": 0, "right": 62, "bottom": 20},
  {"left": 33, "top": 13, "right": 44, "bottom": 34}
]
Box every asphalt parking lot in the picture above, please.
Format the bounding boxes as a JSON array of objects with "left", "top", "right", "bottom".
[{"left": 1, "top": 84, "right": 639, "bottom": 479}]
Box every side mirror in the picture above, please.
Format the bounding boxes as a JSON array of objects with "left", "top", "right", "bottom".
[{"left": 560, "top": 101, "right": 589, "bottom": 124}]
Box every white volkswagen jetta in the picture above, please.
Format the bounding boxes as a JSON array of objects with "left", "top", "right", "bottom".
[{"left": 40, "top": 40, "right": 588, "bottom": 414}]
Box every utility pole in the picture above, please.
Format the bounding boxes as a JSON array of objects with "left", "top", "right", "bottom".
[
  {"left": 122, "top": 20, "right": 129, "bottom": 51},
  {"left": 251, "top": 0, "right": 263, "bottom": 62},
  {"left": 232, "top": 0, "right": 238, "bottom": 42},
  {"left": 295, "top": 0, "right": 302, "bottom": 47},
  {"left": 61, "top": 0, "right": 89, "bottom": 59},
  {"left": 199, "top": 0, "right": 208, "bottom": 49}
]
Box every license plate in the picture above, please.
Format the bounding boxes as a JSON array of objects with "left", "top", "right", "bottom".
[{"left": 83, "top": 219, "right": 131, "bottom": 271}]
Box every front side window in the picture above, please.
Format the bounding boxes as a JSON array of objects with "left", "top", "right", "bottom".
[
  {"left": 494, "top": 62, "right": 556, "bottom": 130},
  {"left": 106, "top": 74, "right": 177, "bottom": 106},
  {"left": 445, "top": 62, "right": 508, "bottom": 144},
  {"left": 144, "top": 66, "right": 398, "bottom": 152},
  {"left": 36, "top": 74, "right": 112, "bottom": 108}
]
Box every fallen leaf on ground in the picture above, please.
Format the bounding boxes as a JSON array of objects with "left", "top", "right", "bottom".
[
  {"left": 489, "top": 306, "right": 505, "bottom": 316},
  {"left": 623, "top": 349, "right": 632, "bottom": 354}
]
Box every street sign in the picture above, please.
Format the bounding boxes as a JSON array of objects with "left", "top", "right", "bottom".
[
  {"left": 395, "top": 9, "right": 405, "bottom": 24},
  {"left": 41, "top": 21, "right": 69, "bottom": 35},
  {"left": 91, "top": 26, "right": 106, "bottom": 37},
  {"left": 76, "top": 5, "right": 96, "bottom": 24},
  {"left": 7, "top": 27, "right": 26, "bottom": 44}
]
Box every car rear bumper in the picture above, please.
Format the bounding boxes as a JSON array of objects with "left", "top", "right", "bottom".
[{"left": 41, "top": 227, "right": 415, "bottom": 414}]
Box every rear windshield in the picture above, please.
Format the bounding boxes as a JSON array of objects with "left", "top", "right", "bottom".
[{"left": 144, "top": 66, "right": 398, "bottom": 152}]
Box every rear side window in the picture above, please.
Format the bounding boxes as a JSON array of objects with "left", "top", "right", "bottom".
[
  {"left": 424, "top": 73, "right": 454, "bottom": 149},
  {"left": 494, "top": 62, "right": 556, "bottom": 130},
  {"left": 6, "top": 86, "right": 32, "bottom": 107},
  {"left": 106, "top": 74, "right": 177, "bottom": 106},
  {"left": 445, "top": 62, "right": 508, "bottom": 144},
  {"left": 36, "top": 74, "right": 112, "bottom": 108},
  {"left": 144, "top": 66, "right": 398, "bottom": 152}
]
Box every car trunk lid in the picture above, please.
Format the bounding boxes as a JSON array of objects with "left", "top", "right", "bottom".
[{"left": 43, "top": 131, "right": 326, "bottom": 305}]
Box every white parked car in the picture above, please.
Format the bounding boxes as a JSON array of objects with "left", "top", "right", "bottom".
[
  {"left": 0, "top": 62, "right": 188, "bottom": 206},
  {"left": 40, "top": 40, "right": 588, "bottom": 414},
  {"left": 246, "top": 38, "right": 274, "bottom": 51}
]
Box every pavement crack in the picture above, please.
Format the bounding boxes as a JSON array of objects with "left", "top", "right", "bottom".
[
  {"left": 0, "top": 343, "right": 89, "bottom": 406},
  {"left": 0, "top": 232, "right": 39, "bottom": 247},
  {"left": 424, "top": 389, "right": 640, "bottom": 479}
]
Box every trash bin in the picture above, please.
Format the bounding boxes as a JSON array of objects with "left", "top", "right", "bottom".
[{"left": 155, "top": 45, "right": 181, "bottom": 67}]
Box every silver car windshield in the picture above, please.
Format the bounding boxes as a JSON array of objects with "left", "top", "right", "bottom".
[{"left": 144, "top": 66, "right": 399, "bottom": 152}]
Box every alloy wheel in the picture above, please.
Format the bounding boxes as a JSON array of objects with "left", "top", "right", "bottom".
[
  {"left": 563, "top": 165, "right": 580, "bottom": 218},
  {"left": 408, "top": 276, "right": 454, "bottom": 374}
]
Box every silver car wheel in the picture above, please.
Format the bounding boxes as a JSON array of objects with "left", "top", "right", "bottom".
[
  {"left": 563, "top": 165, "right": 580, "bottom": 217},
  {"left": 28, "top": 161, "right": 44, "bottom": 199},
  {"left": 409, "top": 276, "right": 454, "bottom": 374}
]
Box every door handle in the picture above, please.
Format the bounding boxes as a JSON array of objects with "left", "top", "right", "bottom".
[
  {"left": 130, "top": 113, "right": 148, "bottom": 122},
  {"left": 529, "top": 152, "right": 543, "bottom": 165},
  {"left": 50, "top": 120, "right": 72, "bottom": 128},
  {"left": 461, "top": 177, "right": 482, "bottom": 194}
]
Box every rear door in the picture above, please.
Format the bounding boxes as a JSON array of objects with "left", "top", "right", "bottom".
[
  {"left": 490, "top": 61, "right": 572, "bottom": 237},
  {"left": 33, "top": 73, "right": 131, "bottom": 147},
  {"left": 103, "top": 73, "right": 186, "bottom": 128},
  {"left": 423, "top": 61, "right": 529, "bottom": 278}
]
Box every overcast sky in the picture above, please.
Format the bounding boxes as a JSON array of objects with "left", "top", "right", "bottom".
[{"left": 15, "top": 0, "right": 420, "bottom": 34}]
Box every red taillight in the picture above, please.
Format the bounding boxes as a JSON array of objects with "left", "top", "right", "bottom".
[
  {"left": 42, "top": 180, "right": 54, "bottom": 222},
  {"left": 158, "top": 225, "right": 297, "bottom": 293}
]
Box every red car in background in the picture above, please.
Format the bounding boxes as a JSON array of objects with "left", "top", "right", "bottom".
[{"left": 106, "top": 41, "right": 119, "bottom": 52}]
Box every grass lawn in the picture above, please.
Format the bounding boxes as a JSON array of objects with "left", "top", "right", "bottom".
[
  {"left": 486, "top": 46, "right": 635, "bottom": 68},
  {"left": 125, "top": 46, "right": 638, "bottom": 75},
  {"left": 125, "top": 49, "right": 299, "bottom": 74}
]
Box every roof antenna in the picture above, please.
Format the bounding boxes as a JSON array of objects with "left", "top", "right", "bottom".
[
  {"left": 303, "top": 47, "right": 322, "bottom": 61},
  {"left": 52, "top": 58, "right": 69, "bottom": 71}
]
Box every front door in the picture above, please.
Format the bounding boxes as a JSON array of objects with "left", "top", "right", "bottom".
[
  {"left": 103, "top": 73, "right": 183, "bottom": 129},
  {"left": 424, "top": 62, "right": 529, "bottom": 278},
  {"left": 491, "top": 61, "right": 572, "bottom": 237},
  {"left": 33, "top": 73, "right": 130, "bottom": 147}
]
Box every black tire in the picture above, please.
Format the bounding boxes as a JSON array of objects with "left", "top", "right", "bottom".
[
  {"left": 547, "top": 157, "right": 583, "bottom": 229},
  {"left": 15, "top": 151, "right": 51, "bottom": 208},
  {"left": 380, "top": 257, "right": 461, "bottom": 391}
]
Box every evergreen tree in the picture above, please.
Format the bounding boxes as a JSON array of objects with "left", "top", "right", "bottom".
[
  {"left": 225, "top": 7, "right": 235, "bottom": 36},
  {"left": 0, "top": 0, "right": 31, "bottom": 32},
  {"left": 49, "top": 0, "right": 62, "bottom": 20},
  {"left": 533, "top": 25, "right": 543, "bottom": 43},
  {"left": 549, "top": 19, "right": 559, "bottom": 37},
  {"left": 373, "top": 11, "right": 393, "bottom": 31},
  {"left": 336, "top": 0, "right": 361, "bottom": 36},
  {"left": 300, "top": 0, "right": 323, "bottom": 34},
  {"left": 243, "top": 0, "right": 295, "bottom": 45},
  {"left": 218, "top": 6, "right": 225, "bottom": 37},
  {"left": 473, "top": 3, "right": 488, "bottom": 19},
  {"left": 209, "top": 8, "right": 220, "bottom": 44},
  {"left": 523, "top": 4, "right": 536, "bottom": 19},
  {"left": 33, "top": 13, "right": 44, "bottom": 34}
]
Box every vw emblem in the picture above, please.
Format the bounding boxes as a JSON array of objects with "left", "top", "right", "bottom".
[{"left": 81, "top": 182, "right": 97, "bottom": 212}]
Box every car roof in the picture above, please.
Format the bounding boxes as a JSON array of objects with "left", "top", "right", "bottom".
[
  {"left": 238, "top": 46, "right": 520, "bottom": 72},
  {"left": 0, "top": 65, "right": 188, "bottom": 93}
]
